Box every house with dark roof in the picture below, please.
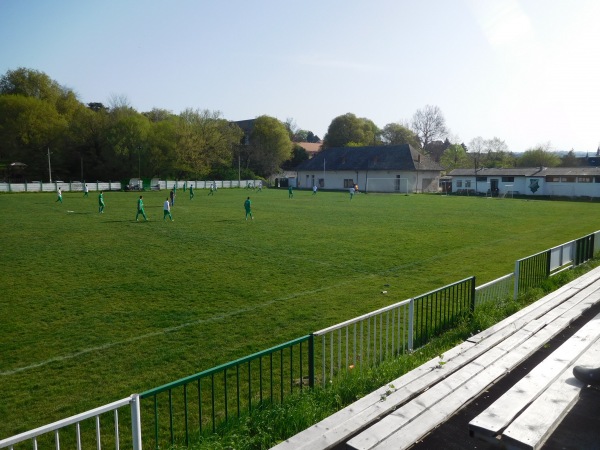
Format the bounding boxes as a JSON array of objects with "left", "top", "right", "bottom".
[
  {"left": 448, "top": 167, "right": 600, "bottom": 197},
  {"left": 295, "top": 144, "right": 443, "bottom": 193}
]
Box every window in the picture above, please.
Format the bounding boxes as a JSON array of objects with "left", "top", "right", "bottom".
[
  {"left": 546, "top": 176, "right": 560, "bottom": 182},
  {"left": 561, "top": 176, "right": 576, "bottom": 183},
  {"left": 476, "top": 176, "right": 487, "bottom": 182},
  {"left": 456, "top": 180, "right": 463, "bottom": 188},
  {"left": 501, "top": 177, "right": 514, "bottom": 182},
  {"left": 343, "top": 179, "right": 354, "bottom": 188},
  {"left": 318, "top": 178, "right": 324, "bottom": 188},
  {"left": 465, "top": 180, "right": 472, "bottom": 188},
  {"left": 578, "top": 176, "right": 592, "bottom": 183}
]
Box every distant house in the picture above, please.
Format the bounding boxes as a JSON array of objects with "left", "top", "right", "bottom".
[
  {"left": 295, "top": 141, "right": 322, "bottom": 158},
  {"left": 232, "top": 119, "right": 255, "bottom": 145},
  {"left": 447, "top": 167, "right": 600, "bottom": 197},
  {"left": 295, "top": 144, "right": 443, "bottom": 193}
]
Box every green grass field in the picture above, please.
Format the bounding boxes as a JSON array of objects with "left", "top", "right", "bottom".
[{"left": 2, "top": 188, "right": 600, "bottom": 439}]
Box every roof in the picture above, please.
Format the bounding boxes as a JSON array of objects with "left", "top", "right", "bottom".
[
  {"left": 295, "top": 144, "right": 443, "bottom": 172},
  {"left": 448, "top": 167, "right": 600, "bottom": 177},
  {"left": 295, "top": 142, "right": 322, "bottom": 156}
]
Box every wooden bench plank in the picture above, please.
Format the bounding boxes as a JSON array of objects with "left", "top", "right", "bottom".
[
  {"left": 500, "top": 331, "right": 600, "bottom": 449},
  {"left": 347, "top": 286, "right": 600, "bottom": 450},
  {"left": 469, "top": 311, "right": 600, "bottom": 440},
  {"left": 468, "top": 266, "right": 600, "bottom": 345}
]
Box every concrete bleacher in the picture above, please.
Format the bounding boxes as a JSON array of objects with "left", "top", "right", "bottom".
[{"left": 271, "top": 266, "right": 600, "bottom": 450}]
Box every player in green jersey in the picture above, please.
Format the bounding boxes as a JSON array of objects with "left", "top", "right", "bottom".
[
  {"left": 136, "top": 195, "right": 148, "bottom": 221},
  {"left": 244, "top": 196, "right": 253, "bottom": 220},
  {"left": 98, "top": 191, "right": 105, "bottom": 213}
]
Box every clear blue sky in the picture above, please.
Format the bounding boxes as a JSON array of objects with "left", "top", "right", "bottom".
[{"left": 1, "top": 0, "right": 599, "bottom": 152}]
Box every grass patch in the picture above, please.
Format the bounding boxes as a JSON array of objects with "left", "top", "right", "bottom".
[{"left": 2, "top": 189, "right": 600, "bottom": 441}]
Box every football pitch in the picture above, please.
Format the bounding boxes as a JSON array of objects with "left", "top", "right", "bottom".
[{"left": 2, "top": 188, "right": 600, "bottom": 438}]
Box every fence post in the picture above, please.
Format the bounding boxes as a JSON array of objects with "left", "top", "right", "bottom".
[
  {"left": 513, "top": 260, "right": 520, "bottom": 300},
  {"left": 408, "top": 298, "right": 414, "bottom": 352},
  {"left": 308, "top": 334, "right": 314, "bottom": 388},
  {"left": 130, "top": 394, "right": 142, "bottom": 450},
  {"left": 470, "top": 276, "right": 476, "bottom": 313}
]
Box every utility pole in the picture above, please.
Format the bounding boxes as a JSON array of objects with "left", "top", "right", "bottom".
[{"left": 47, "top": 147, "right": 52, "bottom": 183}]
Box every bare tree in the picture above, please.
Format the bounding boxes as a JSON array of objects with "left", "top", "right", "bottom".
[{"left": 411, "top": 105, "right": 448, "bottom": 149}]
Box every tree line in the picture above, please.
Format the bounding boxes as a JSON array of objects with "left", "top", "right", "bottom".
[
  {"left": 0, "top": 68, "right": 308, "bottom": 182},
  {"left": 320, "top": 108, "right": 586, "bottom": 171},
  {"left": 0, "top": 68, "right": 584, "bottom": 183}
]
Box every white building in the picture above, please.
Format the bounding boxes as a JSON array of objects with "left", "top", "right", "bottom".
[
  {"left": 448, "top": 167, "right": 600, "bottom": 197},
  {"left": 295, "top": 144, "right": 443, "bottom": 193}
]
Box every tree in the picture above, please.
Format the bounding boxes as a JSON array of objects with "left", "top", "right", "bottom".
[
  {"left": 481, "top": 137, "right": 514, "bottom": 168},
  {"left": 0, "top": 68, "right": 80, "bottom": 118},
  {"left": 440, "top": 143, "right": 470, "bottom": 171},
  {"left": 516, "top": 143, "right": 561, "bottom": 167},
  {"left": 143, "top": 108, "right": 174, "bottom": 123},
  {"left": 381, "top": 122, "right": 420, "bottom": 148},
  {"left": 305, "top": 131, "right": 320, "bottom": 143},
  {"left": 102, "top": 106, "right": 152, "bottom": 179},
  {"left": 322, "top": 113, "right": 380, "bottom": 148},
  {"left": 0, "top": 94, "right": 68, "bottom": 179},
  {"left": 411, "top": 105, "right": 447, "bottom": 149},
  {"left": 281, "top": 144, "right": 309, "bottom": 170},
  {"left": 560, "top": 150, "right": 581, "bottom": 167},
  {"left": 174, "top": 109, "right": 242, "bottom": 178},
  {"left": 247, "top": 115, "right": 292, "bottom": 177}
]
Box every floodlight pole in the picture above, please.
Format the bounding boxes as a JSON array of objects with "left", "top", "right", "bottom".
[{"left": 47, "top": 147, "right": 52, "bottom": 183}]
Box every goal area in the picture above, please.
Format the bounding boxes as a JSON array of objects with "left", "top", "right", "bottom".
[{"left": 365, "top": 178, "right": 410, "bottom": 194}]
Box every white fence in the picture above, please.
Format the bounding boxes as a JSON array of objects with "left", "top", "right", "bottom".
[
  {"left": 0, "top": 180, "right": 263, "bottom": 193},
  {"left": 475, "top": 273, "right": 514, "bottom": 306},
  {"left": 0, "top": 181, "right": 122, "bottom": 193},
  {"left": 0, "top": 395, "right": 142, "bottom": 450},
  {"left": 313, "top": 299, "right": 413, "bottom": 386},
  {"left": 159, "top": 179, "right": 261, "bottom": 190}
]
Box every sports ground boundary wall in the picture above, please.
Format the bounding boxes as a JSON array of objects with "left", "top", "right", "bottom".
[
  {"left": 2, "top": 231, "right": 600, "bottom": 449},
  {"left": 0, "top": 179, "right": 263, "bottom": 193}
]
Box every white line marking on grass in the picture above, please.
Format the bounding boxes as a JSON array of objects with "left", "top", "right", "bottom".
[{"left": 0, "top": 284, "right": 344, "bottom": 376}]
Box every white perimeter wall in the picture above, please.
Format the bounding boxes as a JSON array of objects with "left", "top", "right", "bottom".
[
  {"left": 451, "top": 176, "right": 600, "bottom": 197},
  {"left": 297, "top": 170, "right": 440, "bottom": 193}
]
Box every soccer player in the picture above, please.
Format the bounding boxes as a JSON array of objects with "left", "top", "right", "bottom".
[
  {"left": 209, "top": 183, "right": 215, "bottom": 196},
  {"left": 98, "top": 191, "right": 105, "bottom": 213},
  {"left": 244, "top": 196, "right": 253, "bottom": 220},
  {"left": 136, "top": 195, "right": 148, "bottom": 221},
  {"left": 349, "top": 186, "right": 355, "bottom": 200},
  {"left": 189, "top": 184, "right": 194, "bottom": 200},
  {"left": 56, "top": 187, "right": 63, "bottom": 203},
  {"left": 288, "top": 185, "right": 294, "bottom": 198},
  {"left": 313, "top": 185, "right": 318, "bottom": 195},
  {"left": 257, "top": 181, "right": 262, "bottom": 192},
  {"left": 83, "top": 184, "right": 89, "bottom": 197},
  {"left": 170, "top": 189, "right": 175, "bottom": 207},
  {"left": 163, "top": 197, "right": 173, "bottom": 221}
]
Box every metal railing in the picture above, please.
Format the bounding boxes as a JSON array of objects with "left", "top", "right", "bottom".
[
  {"left": 0, "top": 396, "right": 141, "bottom": 450},
  {"left": 514, "top": 231, "right": 599, "bottom": 298},
  {"left": 139, "top": 335, "right": 312, "bottom": 449},
  {"left": 412, "top": 277, "right": 475, "bottom": 348},
  {"left": 475, "top": 273, "right": 514, "bottom": 306},
  {"left": 313, "top": 277, "right": 476, "bottom": 385},
  {"left": 313, "top": 299, "right": 412, "bottom": 386}
]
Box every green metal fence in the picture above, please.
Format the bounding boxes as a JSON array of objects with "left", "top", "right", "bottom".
[
  {"left": 412, "top": 277, "right": 475, "bottom": 348},
  {"left": 139, "top": 335, "right": 312, "bottom": 449}
]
